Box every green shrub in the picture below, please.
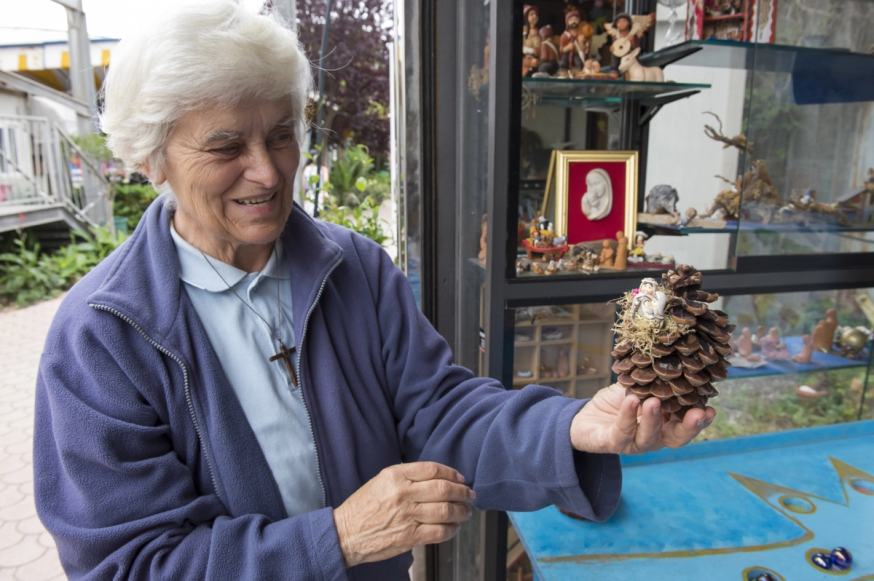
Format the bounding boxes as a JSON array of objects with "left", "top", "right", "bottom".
[
  {"left": 0, "top": 228, "right": 125, "bottom": 308},
  {"left": 113, "top": 182, "right": 159, "bottom": 231}
]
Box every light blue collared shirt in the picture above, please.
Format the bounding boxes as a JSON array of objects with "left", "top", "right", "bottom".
[{"left": 170, "top": 225, "right": 323, "bottom": 517}]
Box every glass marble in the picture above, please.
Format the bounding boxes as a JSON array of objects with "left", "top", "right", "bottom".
[
  {"left": 811, "top": 552, "right": 833, "bottom": 570},
  {"left": 831, "top": 547, "right": 853, "bottom": 570}
]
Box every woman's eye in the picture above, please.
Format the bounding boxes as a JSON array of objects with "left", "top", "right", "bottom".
[
  {"left": 213, "top": 145, "right": 240, "bottom": 155},
  {"left": 271, "top": 133, "right": 294, "bottom": 146}
]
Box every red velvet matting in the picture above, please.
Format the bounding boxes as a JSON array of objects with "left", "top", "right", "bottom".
[{"left": 566, "top": 161, "right": 628, "bottom": 245}]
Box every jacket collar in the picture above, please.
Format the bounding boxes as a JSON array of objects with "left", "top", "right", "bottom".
[{"left": 87, "top": 194, "right": 343, "bottom": 348}]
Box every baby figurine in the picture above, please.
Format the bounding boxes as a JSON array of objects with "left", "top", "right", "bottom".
[
  {"left": 760, "top": 327, "right": 792, "bottom": 361},
  {"left": 792, "top": 334, "right": 814, "bottom": 364},
  {"left": 629, "top": 278, "right": 667, "bottom": 323}
]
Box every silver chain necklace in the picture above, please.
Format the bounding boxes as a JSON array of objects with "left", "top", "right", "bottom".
[{"left": 200, "top": 246, "right": 298, "bottom": 386}]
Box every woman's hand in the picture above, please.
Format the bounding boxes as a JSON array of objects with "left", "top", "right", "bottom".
[
  {"left": 333, "top": 462, "right": 475, "bottom": 568},
  {"left": 570, "top": 383, "right": 716, "bottom": 455}
]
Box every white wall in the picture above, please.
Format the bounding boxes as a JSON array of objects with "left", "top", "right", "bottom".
[
  {"left": 0, "top": 90, "right": 27, "bottom": 116},
  {"left": 642, "top": 4, "right": 750, "bottom": 269}
]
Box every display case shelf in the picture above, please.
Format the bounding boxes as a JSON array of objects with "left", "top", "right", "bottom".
[
  {"left": 642, "top": 40, "right": 874, "bottom": 105},
  {"left": 727, "top": 336, "right": 870, "bottom": 380},
  {"left": 522, "top": 77, "right": 710, "bottom": 108}
]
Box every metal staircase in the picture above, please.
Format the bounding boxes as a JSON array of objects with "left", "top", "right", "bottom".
[{"left": 0, "top": 115, "right": 113, "bottom": 235}]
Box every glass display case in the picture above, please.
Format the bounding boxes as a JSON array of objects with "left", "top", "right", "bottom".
[
  {"left": 413, "top": 0, "right": 874, "bottom": 578},
  {"left": 461, "top": 1, "right": 874, "bottom": 580}
]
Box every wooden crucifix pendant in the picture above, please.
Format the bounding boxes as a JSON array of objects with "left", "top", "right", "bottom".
[{"left": 269, "top": 342, "right": 298, "bottom": 386}]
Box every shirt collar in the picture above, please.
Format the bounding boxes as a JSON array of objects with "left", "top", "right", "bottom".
[{"left": 170, "top": 222, "right": 289, "bottom": 293}]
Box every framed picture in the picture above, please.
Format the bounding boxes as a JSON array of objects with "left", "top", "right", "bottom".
[{"left": 543, "top": 150, "right": 638, "bottom": 246}]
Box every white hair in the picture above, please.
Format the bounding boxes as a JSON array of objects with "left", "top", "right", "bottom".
[{"left": 100, "top": 0, "right": 312, "bottom": 188}]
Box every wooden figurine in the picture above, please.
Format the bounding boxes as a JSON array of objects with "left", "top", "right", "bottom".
[
  {"left": 792, "top": 334, "right": 814, "bottom": 364},
  {"left": 737, "top": 327, "right": 762, "bottom": 361},
  {"left": 614, "top": 230, "right": 628, "bottom": 270},
  {"left": 812, "top": 308, "right": 838, "bottom": 352},
  {"left": 599, "top": 239, "right": 615, "bottom": 267}
]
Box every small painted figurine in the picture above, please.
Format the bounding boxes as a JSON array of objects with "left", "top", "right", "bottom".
[
  {"left": 629, "top": 277, "right": 667, "bottom": 323},
  {"left": 737, "top": 327, "right": 762, "bottom": 361},
  {"left": 605, "top": 12, "right": 654, "bottom": 67},
  {"left": 559, "top": 10, "right": 586, "bottom": 75},
  {"left": 628, "top": 231, "right": 648, "bottom": 262},
  {"left": 522, "top": 5, "right": 541, "bottom": 57},
  {"left": 760, "top": 327, "right": 792, "bottom": 361},
  {"left": 538, "top": 25, "right": 560, "bottom": 76}
]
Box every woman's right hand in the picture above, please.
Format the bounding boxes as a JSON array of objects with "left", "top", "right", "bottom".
[{"left": 332, "top": 462, "right": 475, "bottom": 568}]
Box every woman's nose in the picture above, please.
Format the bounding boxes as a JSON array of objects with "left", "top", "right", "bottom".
[{"left": 244, "top": 147, "right": 281, "bottom": 188}]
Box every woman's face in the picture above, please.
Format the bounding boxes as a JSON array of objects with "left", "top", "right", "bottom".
[
  {"left": 155, "top": 97, "right": 300, "bottom": 253},
  {"left": 528, "top": 10, "right": 539, "bottom": 27}
]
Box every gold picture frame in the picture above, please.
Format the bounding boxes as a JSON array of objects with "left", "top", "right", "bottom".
[{"left": 542, "top": 150, "right": 639, "bottom": 247}]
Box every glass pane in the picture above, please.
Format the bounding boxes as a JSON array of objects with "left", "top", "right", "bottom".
[{"left": 699, "top": 287, "right": 873, "bottom": 440}]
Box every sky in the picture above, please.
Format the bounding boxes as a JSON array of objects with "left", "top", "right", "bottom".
[{"left": 0, "top": 0, "right": 268, "bottom": 45}]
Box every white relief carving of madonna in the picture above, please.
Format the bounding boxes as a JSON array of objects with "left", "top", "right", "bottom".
[{"left": 580, "top": 168, "right": 613, "bottom": 221}]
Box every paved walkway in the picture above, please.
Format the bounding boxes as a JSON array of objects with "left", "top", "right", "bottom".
[{"left": 0, "top": 296, "right": 66, "bottom": 581}]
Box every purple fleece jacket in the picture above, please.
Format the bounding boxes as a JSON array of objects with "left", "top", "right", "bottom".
[{"left": 33, "top": 197, "right": 621, "bottom": 580}]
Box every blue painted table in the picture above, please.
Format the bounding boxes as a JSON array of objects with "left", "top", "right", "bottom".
[{"left": 509, "top": 421, "right": 874, "bottom": 581}]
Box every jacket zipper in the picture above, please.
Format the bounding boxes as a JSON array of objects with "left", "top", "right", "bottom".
[
  {"left": 296, "top": 256, "right": 344, "bottom": 509},
  {"left": 88, "top": 303, "right": 221, "bottom": 501}
]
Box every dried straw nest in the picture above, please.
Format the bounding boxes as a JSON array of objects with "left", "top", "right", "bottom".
[{"left": 611, "top": 265, "right": 734, "bottom": 418}]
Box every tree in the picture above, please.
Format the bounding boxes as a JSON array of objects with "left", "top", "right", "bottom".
[{"left": 295, "top": 0, "right": 393, "bottom": 162}]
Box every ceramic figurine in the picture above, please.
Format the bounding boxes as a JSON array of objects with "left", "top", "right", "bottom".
[
  {"left": 559, "top": 11, "right": 586, "bottom": 76},
  {"left": 522, "top": 53, "right": 540, "bottom": 77},
  {"left": 581, "top": 169, "right": 613, "bottom": 220},
  {"left": 614, "top": 231, "right": 629, "bottom": 270},
  {"left": 557, "top": 347, "right": 570, "bottom": 377},
  {"left": 538, "top": 25, "right": 560, "bottom": 76},
  {"left": 737, "top": 328, "right": 762, "bottom": 361},
  {"left": 812, "top": 308, "right": 838, "bottom": 352},
  {"left": 792, "top": 333, "right": 813, "bottom": 364},
  {"left": 606, "top": 12, "right": 654, "bottom": 68},
  {"left": 522, "top": 5, "right": 541, "bottom": 57},
  {"left": 629, "top": 277, "right": 667, "bottom": 323},
  {"left": 617, "top": 45, "right": 664, "bottom": 82},
  {"left": 545, "top": 260, "right": 558, "bottom": 275},
  {"left": 760, "top": 327, "right": 792, "bottom": 361},
  {"left": 680, "top": 207, "right": 698, "bottom": 226},
  {"left": 599, "top": 239, "right": 615, "bottom": 267},
  {"left": 532, "top": 262, "right": 544, "bottom": 274},
  {"left": 751, "top": 325, "right": 765, "bottom": 349},
  {"left": 628, "top": 231, "right": 648, "bottom": 263}
]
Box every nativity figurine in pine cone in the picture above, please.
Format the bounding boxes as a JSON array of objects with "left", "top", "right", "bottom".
[{"left": 611, "top": 265, "right": 733, "bottom": 418}]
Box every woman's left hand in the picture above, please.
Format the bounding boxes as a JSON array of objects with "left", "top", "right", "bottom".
[{"left": 569, "top": 383, "right": 716, "bottom": 455}]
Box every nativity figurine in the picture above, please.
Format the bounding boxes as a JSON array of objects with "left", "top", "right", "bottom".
[
  {"left": 614, "top": 230, "right": 628, "bottom": 270},
  {"left": 559, "top": 11, "right": 587, "bottom": 76},
  {"left": 629, "top": 277, "right": 667, "bottom": 323},
  {"left": 522, "top": 5, "right": 541, "bottom": 57},
  {"left": 812, "top": 308, "right": 838, "bottom": 352},
  {"left": 580, "top": 168, "right": 613, "bottom": 220},
  {"left": 538, "top": 25, "right": 560, "bottom": 76},
  {"left": 792, "top": 334, "right": 813, "bottom": 364},
  {"left": 599, "top": 239, "right": 615, "bottom": 267}
]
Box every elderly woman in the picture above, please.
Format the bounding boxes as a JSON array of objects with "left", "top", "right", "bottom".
[{"left": 33, "top": 2, "right": 715, "bottom": 579}]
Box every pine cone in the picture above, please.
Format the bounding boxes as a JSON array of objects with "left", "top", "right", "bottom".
[{"left": 611, "top": 265, "right": 727, "bottom": 418}]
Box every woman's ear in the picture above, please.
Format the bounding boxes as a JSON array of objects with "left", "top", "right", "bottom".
[{"left": 140, "top": 160, "right": 167, "bottom": 186}]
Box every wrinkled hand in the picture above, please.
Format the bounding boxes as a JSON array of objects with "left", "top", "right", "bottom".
[
  {"left": 333, "top": 462, "right": 475, "bottom": 568},
  {"left": 570, "top": 383, "right": 716, "bottom": 455}
]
